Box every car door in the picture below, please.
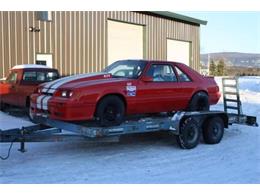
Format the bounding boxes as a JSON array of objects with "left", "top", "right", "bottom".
[
  {"left": 17, "top": 70, "right": 59, "bottom": 107},
  {"left": 135, "top": 63, "right": 182, "bottom": 113},
  {"left": 17, "top": 70, "right": 39, "bottom": 107},
  {"left": 1, "top": 70, "right": 20, "bottom": 106}
]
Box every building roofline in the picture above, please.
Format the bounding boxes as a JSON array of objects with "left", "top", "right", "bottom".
[{"left": 138, "top": 11, "right": 207, "bottom": 26}]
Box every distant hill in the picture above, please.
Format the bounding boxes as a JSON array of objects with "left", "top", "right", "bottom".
[{"left": 200, "top": 52, "right": 260, "bottom": 67}]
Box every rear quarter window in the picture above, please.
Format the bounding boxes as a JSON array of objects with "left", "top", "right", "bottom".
[{"left": 175, "top": 66, "right": 192, "bottom": 82}]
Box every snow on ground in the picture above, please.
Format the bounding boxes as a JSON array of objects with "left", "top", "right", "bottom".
[
  {"left": 0, "top": 77, "right": 259, "bottom": 184},
  {"left": 0, "top": 111, "right": 34, "bottom": 130}
]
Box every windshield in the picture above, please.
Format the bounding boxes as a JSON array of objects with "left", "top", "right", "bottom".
[{"left": 104, "top": 60, "right": 146, "bottom": 79}]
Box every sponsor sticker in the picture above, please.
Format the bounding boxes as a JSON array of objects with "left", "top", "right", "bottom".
[{"left": 126, "top": 85, "right": 136, "bottom": 96}]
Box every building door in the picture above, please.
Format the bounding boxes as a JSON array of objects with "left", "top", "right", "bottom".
[
  {"left": 36, "top": 54, "right": 53, "bottom": 68},
  {"left": 107, "top": 20, "right": 144, "bottom": 65},
  {"left": 167, "top": 39, "right": 191, "bottom": 66}
]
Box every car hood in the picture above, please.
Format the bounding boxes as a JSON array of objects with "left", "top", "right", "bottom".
[
  {"left": 62, "top": 76, "right": 134, "bottom": 90},
  {"left": 40, "top": 72, "right": 112, "bottom": 94}
]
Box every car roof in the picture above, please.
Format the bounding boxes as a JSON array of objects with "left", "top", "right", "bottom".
[
  {"left": 12, "top": 64, "right": 55, "bottom": 70},
  {"left": 117, "top": 59, "right": 183, "bottom": 64}
]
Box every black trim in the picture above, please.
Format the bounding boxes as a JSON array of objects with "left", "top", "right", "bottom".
[{"left": 135, "top": 11, "right": 207, "bottom": 26}]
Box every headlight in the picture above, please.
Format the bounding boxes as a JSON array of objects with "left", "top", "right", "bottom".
[
  {"left": 38, "top": 88, "right": 41, "bottom": 94},
  {"left": 61, "top": 90, "right": 73, "bottom": 98},
  {"left": 61, "top": 91, "right": 67, "bottom": 97}
]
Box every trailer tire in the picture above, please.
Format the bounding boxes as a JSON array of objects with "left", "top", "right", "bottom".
[
  {"left": 177, "top": 117, "right": 200, "bottom": 149},
  {"left": 203, "top": 117, "right": 224, "bottom": 144},
  {"left": 96, "top": 95, "right": 125, "bottom": 127},
  {"left": 187, "top": 92, "right": 209, "bottom": 111}
]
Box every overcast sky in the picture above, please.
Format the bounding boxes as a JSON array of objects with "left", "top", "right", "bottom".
[{"left": 178, "top": 12, "right": 260, "bottom": 54}]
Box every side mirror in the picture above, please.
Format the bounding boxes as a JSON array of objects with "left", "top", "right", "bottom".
[
  {"left": 0, "top": 78, "right": 6, "bottom": 83},
  {"left": 142, "top": 76, "right": 153, "bottom": 82}
]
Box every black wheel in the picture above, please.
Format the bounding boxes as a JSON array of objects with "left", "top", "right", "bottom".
[
  {"left": 25, "top": 97, "right": 34, "bottom": 122},
  {"left": 176, "top": 117, "right": 201, "bottom": 149},
  {"left": 27, "top": 106, "right": 36, "bottom": 123},
  {"left": 0, "top": 101, "right": 6, "bottom": 111},
  {"left": 203, "top": 117, "right": 224, "bottom": 144},
  {"left": 187, "top": 92, "right": 209, "bottom": 111},
  {"left": 96, "top": 95, "right": 125, "bottom": 127}
]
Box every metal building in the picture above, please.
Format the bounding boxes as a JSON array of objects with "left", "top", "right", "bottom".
[{"left": 0, "top": 11, "right": 207, "bottom": 78}]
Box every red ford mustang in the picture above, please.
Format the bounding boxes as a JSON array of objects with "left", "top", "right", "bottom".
[{"left": 30, "top": 60, "right": 221, "bottom": 126}]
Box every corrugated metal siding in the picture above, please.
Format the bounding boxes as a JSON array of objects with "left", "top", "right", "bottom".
[{"left": 0, "top": 11, "right": 201, "bottom": 78}]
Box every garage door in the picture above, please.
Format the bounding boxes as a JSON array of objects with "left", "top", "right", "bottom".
[
  {"left": 167, "top": 39, "right": 191, "bottom": 66},
  {"left": 107, "top": 20, "right": 144, "bottom": 64}
]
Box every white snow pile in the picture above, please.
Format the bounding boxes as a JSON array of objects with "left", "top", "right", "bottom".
[
  {"left": 0, "top": 112, "right": 34, "bottom": 130},
  {"left": 0, "top": 77, "right": 259, "bottom": 184}
]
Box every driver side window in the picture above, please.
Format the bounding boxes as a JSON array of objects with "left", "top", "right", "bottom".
[
  {"left": 6, "top": 72, "right": 18, "bottom": 84},
  {"left": 146, "top": 64, "right": 177, "bottom": 82}
]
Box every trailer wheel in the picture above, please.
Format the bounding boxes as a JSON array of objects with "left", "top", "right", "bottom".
[
  {"left": 203, "top": 117, "right": 224, "bottom": 144},
  {"left": 177, "top": 117, "right": 200, "bottom": 149},
  {"left": 96, "top": 95, "right": 125, "bottom": 127}
]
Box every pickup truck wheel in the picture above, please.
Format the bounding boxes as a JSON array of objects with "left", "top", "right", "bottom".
[
  {"left": 0, "top": 102, "right": 6, "bottom": 111},
  {"left": 28, "top": 106, "right": 35, "bottom": 123},
  {"left": 187, "top": 92, "right": 209, "bottom": 111},
  {"left": 203, "top": 117, "right": 224, "bottom": 144},
  {"left": 96, "top": 95, "right": 125, "bottom": 127},
  {"left": 176, "top": 117, "right": 200, "bottom": 149},
  {"left": 26, "top": 99, "right": 36, "bottom": 123}
]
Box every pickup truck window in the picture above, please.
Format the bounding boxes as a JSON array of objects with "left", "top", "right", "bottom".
[
  {"left": 23, "top": 71, "right": 59, "bottom": 82},
  {"left": 6, "top": 72, "right": 18, "bottom": 83}
]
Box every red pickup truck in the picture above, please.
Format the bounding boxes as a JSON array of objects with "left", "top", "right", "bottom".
[{"left": 0, "top": 64, "right": 59, "bottom": 113}]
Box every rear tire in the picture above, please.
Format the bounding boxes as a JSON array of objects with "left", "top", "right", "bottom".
[
  {"left": 176, "top": 117, "right": 200, "bottom": 149},
  {"left": 187, "top": 92, "right": 209, "bottom": 111},
  {"left": 96, "top": 95, "right": 125, "bottom": 127},
  {"left": 203, "top": 117, "right": 224, "bottom": 144}
]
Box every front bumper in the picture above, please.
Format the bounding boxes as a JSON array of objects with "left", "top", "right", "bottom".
[{"left": 30, "top": 94, "right": 96, "bottom": 121}]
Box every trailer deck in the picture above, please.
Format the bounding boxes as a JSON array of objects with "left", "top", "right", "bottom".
[{"left": 0, "top": 109, "right": 257, "bottom": 160}]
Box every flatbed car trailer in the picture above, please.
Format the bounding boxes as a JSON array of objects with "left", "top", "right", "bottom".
[
  {"left": 0, "top": 77, "right": 258, "bottom": 159},
  {"left": 0, "top": 110, "right": 258, "bottom": 160}
]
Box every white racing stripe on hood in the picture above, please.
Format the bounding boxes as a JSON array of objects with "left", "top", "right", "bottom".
[
  {"left": 42, "top": 96, "right": 52, "bottom": 110},
  {"left": 43, "top": 72, "right": 105, "bottom": 93},
  {"left": 42, "top": 74, "right": 80, "bottom": 90}
]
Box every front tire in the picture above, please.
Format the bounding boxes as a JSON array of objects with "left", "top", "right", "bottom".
[
  {"left": 96, "top": 95, "right": 125, "bottom": 127},
  {"left": 176, "top": 117, "right": 200, "bottom": 149}
]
